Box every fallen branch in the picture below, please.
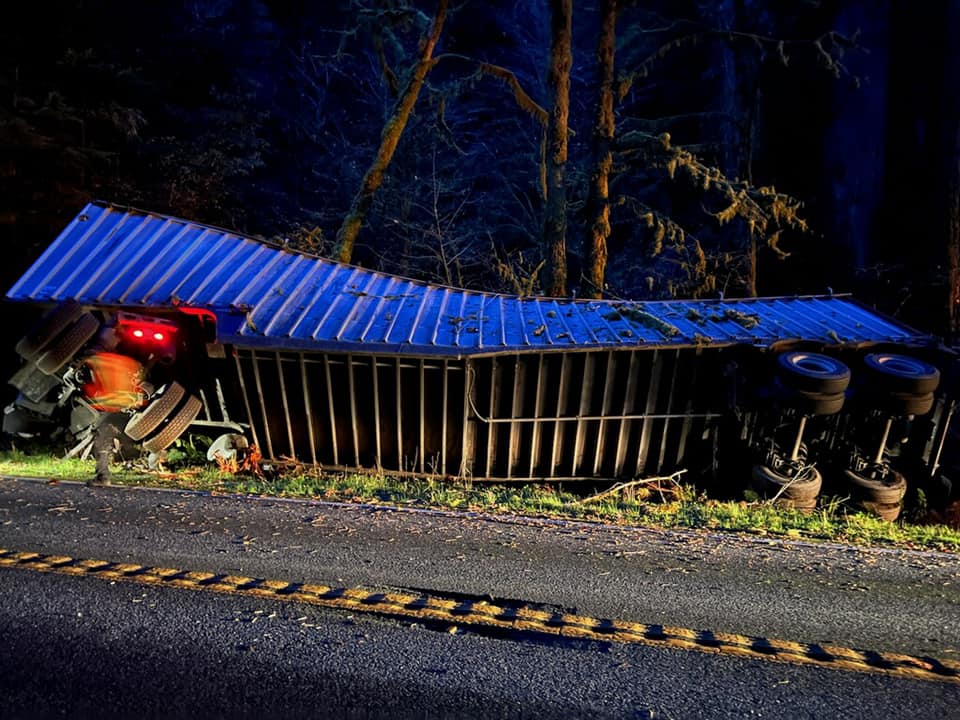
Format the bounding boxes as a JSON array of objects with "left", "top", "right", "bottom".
[
  {"left": 766, "top": 463, "right": 815, "bottom": 504},
  {"left": 577, "top": 469, "right": 688, "bottom": 505}
]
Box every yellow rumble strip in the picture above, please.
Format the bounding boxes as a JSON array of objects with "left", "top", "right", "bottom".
[{"left": 1, "top": 547, "right": 957, "bottom": 683}]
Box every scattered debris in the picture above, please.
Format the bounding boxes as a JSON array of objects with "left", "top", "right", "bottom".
[
  {"left": 722, "top": 309, "right": 760, "bottom": 330},
  {"left": 214, "top": 443, "right": 263, "bottom": 477},
  {"left": 685, "top": 308, "right": 706, "bottom": 324},
  {"left": 577, "top": 469, "right": 688, "bottom": 505},
  {"left": 606, "top": 305, "right": 682, "bottom": 338}
]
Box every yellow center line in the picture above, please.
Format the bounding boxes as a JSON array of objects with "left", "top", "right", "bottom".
[{"left": 0, "top": 546, "right": 956, "bottom": 683}]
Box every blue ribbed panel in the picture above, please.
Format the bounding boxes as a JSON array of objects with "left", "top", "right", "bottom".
[{"left": 6, "top": 203, "right": 932, "bottom": 356}]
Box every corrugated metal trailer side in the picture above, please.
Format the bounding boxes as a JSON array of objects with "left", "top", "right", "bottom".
[{"left": 232, "top": 347, "right": 731, "bottom": 481}]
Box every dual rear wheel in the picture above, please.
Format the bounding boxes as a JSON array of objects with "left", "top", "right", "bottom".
[
  {"left": 755, "top": 350, "right": 939, "bottom": 520},
  {"left": 843, "top": 467, "right": 908, "bottom": 522},
  {"left": 776, "top": 351, "right": 849, "bottom": 416},
  {"left": 124, "top": 382, "right": 202, "bottom": 452},
  {"left": 10, "top": 302, "right": 202, "bottom": 453},
  {"left": 750, "top": 463, "right": 822, "bottom": 513}
]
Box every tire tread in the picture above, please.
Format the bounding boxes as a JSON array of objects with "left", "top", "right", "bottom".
[
  {"left": 35, "top": 313, "right": 100, "bottom": 375},
  {"left": 751, "top": 463, "right": 822, "bottom": 501},
  {"left": 15, "top": 301, "right": 84, "bottom": 360},
  {"left": 844, "top": 468, "right": 907, "bottom": 504},
  {"left": 142, "top": 395, "right": 202, "bottom": 452},
  {"left": 124, "top": 383, "right": 186, "bottom": 441}
]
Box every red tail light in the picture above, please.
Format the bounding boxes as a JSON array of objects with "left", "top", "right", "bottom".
[
  {"left": 118, "top": 318, "right": 176, "bottom": 343},
  {"left": 113, "top": 313, "right": 179, "bottom": 364}
]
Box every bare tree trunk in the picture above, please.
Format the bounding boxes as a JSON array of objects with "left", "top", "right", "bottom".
[
  {"left": 582, "top": 0, "right": 616, "bottom": 299},
  {"left": 542, "top": 0, "right": 573, "bottom": 297},
  {"left": 946, "top": 0, "right": 960, "bottom": 340},
  {"left": 332, "top": 0, "right": 448, "bottom": 264}
]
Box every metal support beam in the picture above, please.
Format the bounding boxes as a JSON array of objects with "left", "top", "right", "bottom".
[
  {"left": 419, "top": 359, "right": 426, "bottom": 474},
  {"left": 460, "top": 359, "right": 474, "bottom": 478},
  {"left": 396, "top": 359, "right": 404, "bottom": 471},
  {"left": 299, "top": 353, "right": 318, "bottom": 465},
  {"left": 614, "top": 351, "right": 640, "bottom": 477},
  {"left": 636, "top": 350, "right": 663, "bottom": 476},
  {"left": 529, "top": 355, "right": 547, "bottom": 478},
  {"left": 572, "top": 353, "right": 595, "bottom": 476},
  {"left": 874, "top": 417, "right": 893, "bottom": 465},
  {"left": 198, "top": 388, "right": 211, "bottom": 421},
  {"left": 371, "top": 354, "right": 382, "bottom": 470},
  {"left": 676, "top": 351, "right": 699, "bottom": 466},
  {"left": 214, "top": 377, "right": 231, "bottom": 423},
  {"left": 441, "top": 360, "right": 449, "bottom": 476},
  {"left": 656, "top": 349, "right": 681, "bottom": 473},
  {"left": 930, "top": 399, "right": 956, "bottom": 476},
  {"left": 508, "top": 355, "right": 525, "bottom": 478},
  {"left": 486, "top": 358, "right": 501, "bottom": 478},
  {"left": 275, "top": 352, "right": 296, "bottom": 459},
  {"left": 461, "top": 411, "right": 723, "bottom": 424},
  {"left": 593, "top": 351, "right": 617, "bottom": 476},
  {"left": 250, "top": 350, "right": 274, "bottom": 459},
  {"left": 233, "top": 351, "right": 260, "bottom": 452},
  {"left": 551, "top": 354, "right": 570, "bottom": 475},
  {"left": 323, "top": 353, "right": 339, "bottom": 466},
  {"left": 347, "top": 353, "right": 359, "bottom": 467}
]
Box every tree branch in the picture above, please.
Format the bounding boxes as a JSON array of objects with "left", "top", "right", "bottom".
[
  {"left": 430, "top": 53, "right": 548, "bottom": 125},
  {"left": 617, "top": 28, "right": 857, "bottom": 100}
]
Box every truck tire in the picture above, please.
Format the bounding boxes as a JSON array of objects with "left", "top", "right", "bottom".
[
  {"left": 844, "top": 468, "right": 907, "bottom": 504},
  {"left": 793, "top": 390, "right": 845, "bottom": 416},
  {"left": 775, "top": 496, "right": 818, "bottom": 513},
  {"left": 856, "top": 500, "right": 901, "bottom": 522},
  {"left": 777, "top": 352, "right": 851, "bottom": 395},
  {"left": 35, "top": 313, "right": 100, "bottom": 375},
  {"left": 143, "top": 395, "right": 202, "bottom": 452},
  {"left": 124, "top": 383, "right": 186, "bottom": 441},
  {"left": 751, "top": 463, "right": 822, "bottom": 502},
  {"left": 864, "top": 353, "right": 940, "bottom": 395},
  {"left": 880, "top": 391, "right": 935, "bottom": 417},
  {"left": 15, "top": 301, "right": 84, "bottom": 360}
]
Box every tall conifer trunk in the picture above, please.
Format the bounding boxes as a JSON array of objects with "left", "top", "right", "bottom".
[
  {"left": 582, "top": 0, "right": 616, "bottom": 299},
  {"left": 542, "top": 0, "right": 573, "bottom": 297},
  {"left": 332, "top": 0, "right": 448, "bottom": 264}
]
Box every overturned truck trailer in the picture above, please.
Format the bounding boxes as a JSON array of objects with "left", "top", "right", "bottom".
[{"left": 5, "top": 203, "right": 958, "bottom": 515}]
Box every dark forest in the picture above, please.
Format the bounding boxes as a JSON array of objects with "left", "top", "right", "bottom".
[{"left": 2, "top": 0, "right": 958, "bottom": 338}]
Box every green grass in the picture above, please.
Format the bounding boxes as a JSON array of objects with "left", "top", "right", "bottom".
[{"left": 1, "top": 448, "right": 958, "bottom": 552}]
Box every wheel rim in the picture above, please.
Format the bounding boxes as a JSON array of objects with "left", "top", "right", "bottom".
[
  {"left": 788, "top": 353, "right": 843, "bottom": 376},
  {"left": 868, "top": 354, "right": 935, "bottom": 378}
]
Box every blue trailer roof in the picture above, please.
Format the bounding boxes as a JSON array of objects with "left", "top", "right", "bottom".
[{"left": 6, "top": 202, "right": 933, "bottom": 357}]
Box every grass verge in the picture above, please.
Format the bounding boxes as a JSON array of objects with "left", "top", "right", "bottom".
[{"left": 1, "top": 448, "right": 958, "bottom": 552}]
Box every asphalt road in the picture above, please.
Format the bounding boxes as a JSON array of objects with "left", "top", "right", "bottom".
[{"left": 1, "top": 476, "right": 958, "bottom": 718}]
